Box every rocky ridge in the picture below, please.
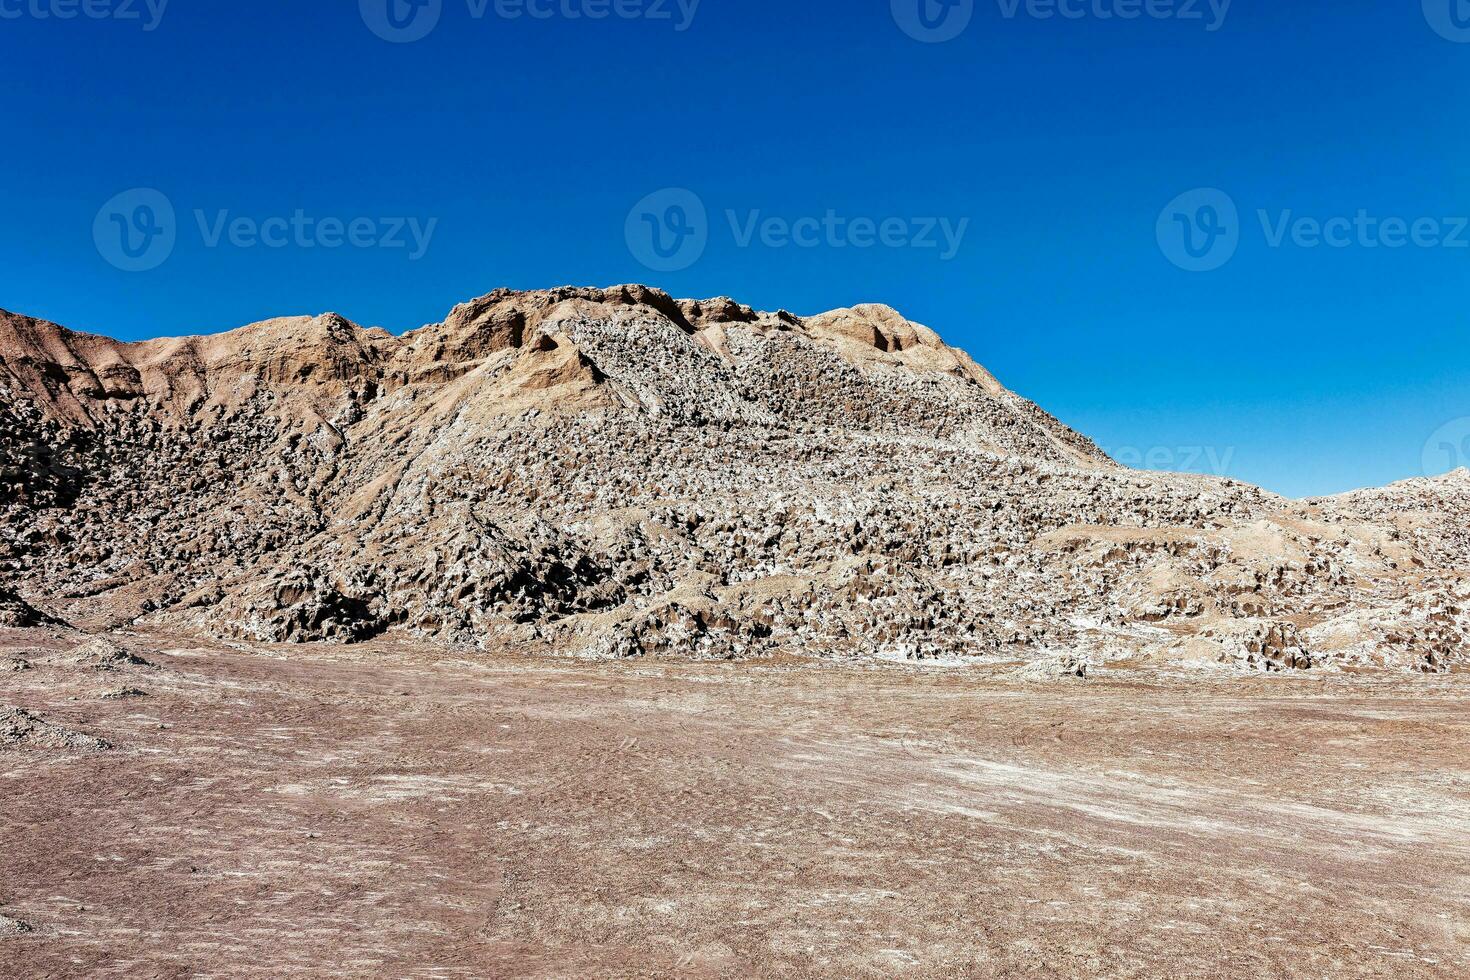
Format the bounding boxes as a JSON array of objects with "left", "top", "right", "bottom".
[{"left": 2, "top": 285, "right": 1466, "bottom": 673}]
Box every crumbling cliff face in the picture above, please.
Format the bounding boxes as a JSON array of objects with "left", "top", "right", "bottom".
[{"left": 2, "top": 285, "right": 1465, "bottom": 672}]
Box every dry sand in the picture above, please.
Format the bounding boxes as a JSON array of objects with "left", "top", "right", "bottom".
[{"left": 3, "top": 628, "right": 1468, "bottom": 978}]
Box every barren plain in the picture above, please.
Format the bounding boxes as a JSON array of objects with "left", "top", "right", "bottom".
[{"left": 4, "top": 629, "right": 1470, "bottom": 977}]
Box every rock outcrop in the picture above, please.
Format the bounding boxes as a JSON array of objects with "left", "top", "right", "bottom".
[
  {"left": 1, "top": 286, "right": 1465, "bottom": 673},
  {"left": 0, "top": 586, "right": 66, "bottom": 629},
  {"left": 1, "top": 707, "right": 111, "bottom": 751}
]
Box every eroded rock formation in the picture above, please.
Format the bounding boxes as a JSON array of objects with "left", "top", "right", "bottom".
[{"left": 2, "top": 286, "right": 1465, "bottom": 672}]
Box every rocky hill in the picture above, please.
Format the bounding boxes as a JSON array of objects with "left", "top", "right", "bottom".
[{"left": 2, "top": 285, "right": 1465, "bottom": 672}]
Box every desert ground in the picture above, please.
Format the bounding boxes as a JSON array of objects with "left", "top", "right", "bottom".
[{"left": 3, "top": 629, "right": 1468, "bottom": 978}]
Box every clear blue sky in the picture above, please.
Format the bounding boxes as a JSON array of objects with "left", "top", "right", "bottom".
[{"left": 2, "top": 0, "right": 1466, "bottom": 497}]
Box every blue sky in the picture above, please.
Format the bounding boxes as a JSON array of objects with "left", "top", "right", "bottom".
[{"left": 1, "top": 0, "right": 1466, "bottom": 497}]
